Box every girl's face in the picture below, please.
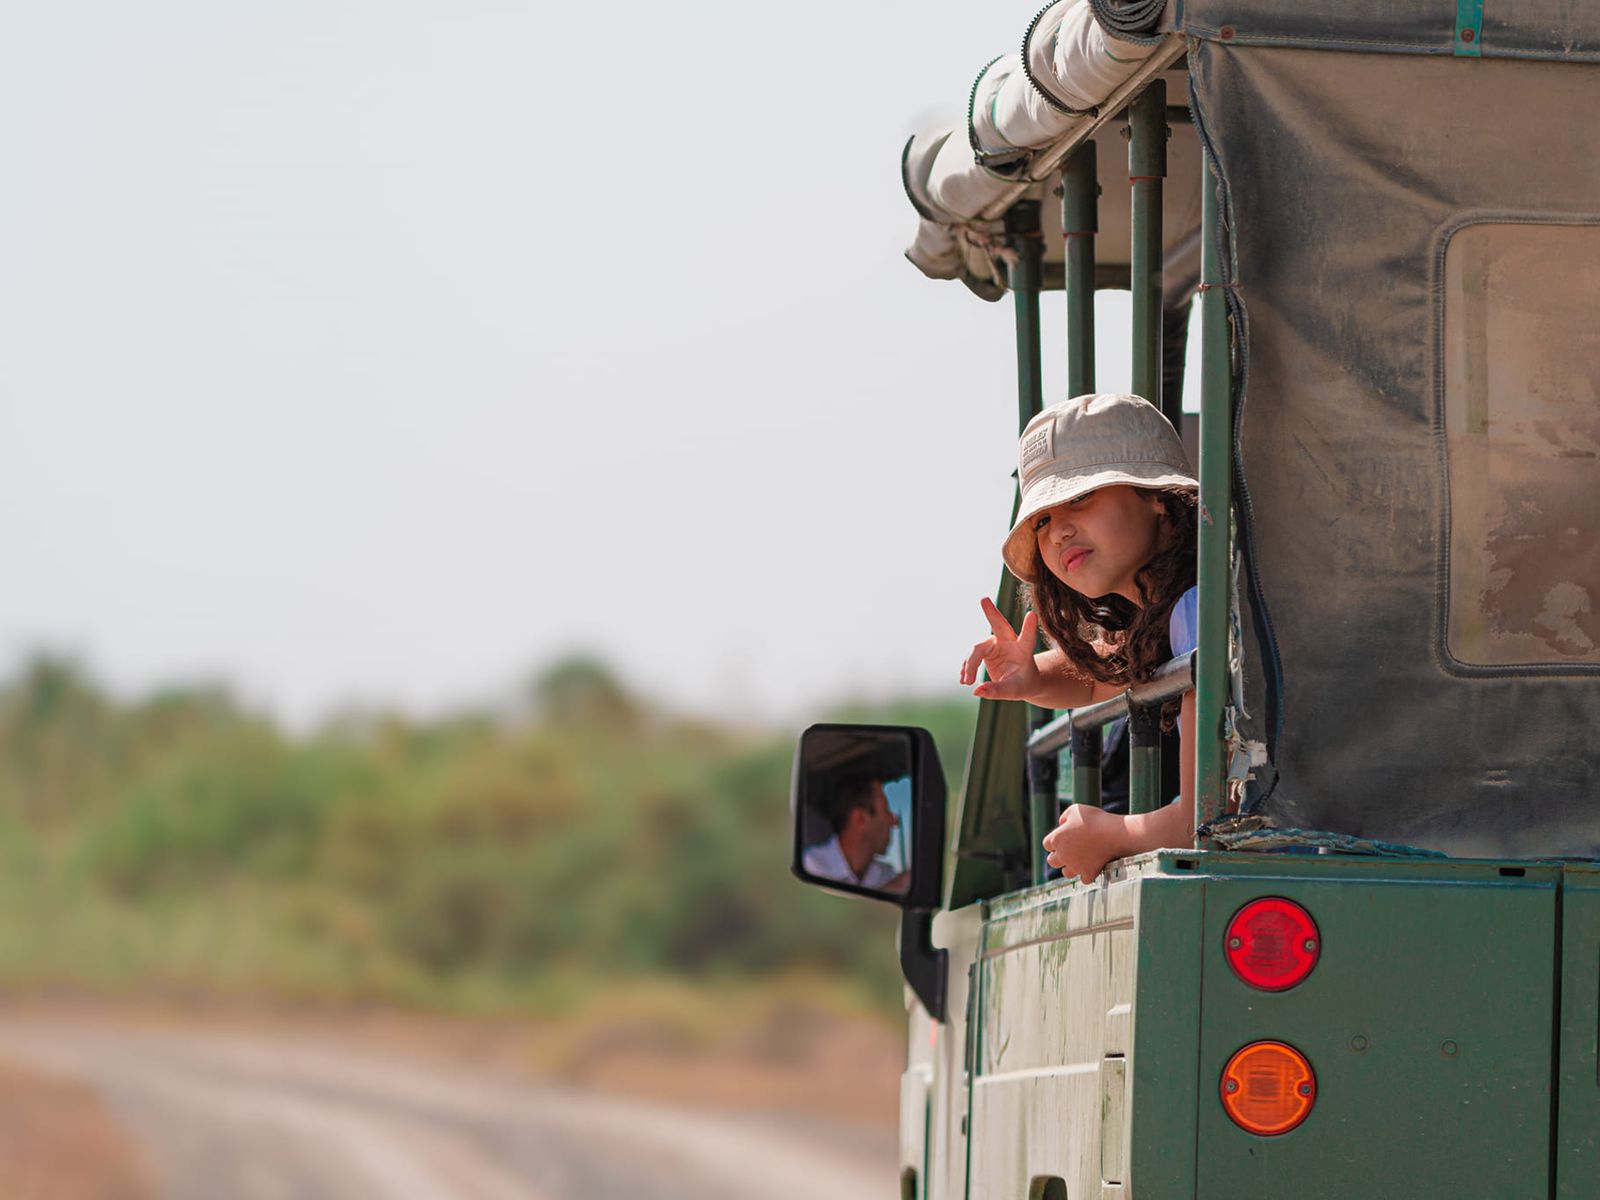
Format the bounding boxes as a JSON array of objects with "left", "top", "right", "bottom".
[{"left": 1032, "top": 485, "right": 1166, "bottom": 604}]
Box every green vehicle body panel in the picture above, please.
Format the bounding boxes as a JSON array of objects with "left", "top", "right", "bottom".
[
  {"left": 1194, "top": 861, "right": 1555, "bottom": 1196},
  {"left": 916, "top": 851, "right": 1590, "bottom": 1198},
  {"left": 1558, "top": 865, "right": 1600, "bottom": 1197},
  {"left": 970, "top": 866, "right": 1139, "bottom": 1197},
  {"left": 1126, "top": 874, "right": 1204, "bottom": 1195}
]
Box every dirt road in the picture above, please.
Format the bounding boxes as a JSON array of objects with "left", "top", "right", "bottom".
[{"left": 0, "top": 1021, "right": 896, "bottom": 1200}]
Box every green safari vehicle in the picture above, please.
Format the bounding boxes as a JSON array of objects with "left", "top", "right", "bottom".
[{"left": 790, "top": 1, "right": 1600, "bottom": 1196}]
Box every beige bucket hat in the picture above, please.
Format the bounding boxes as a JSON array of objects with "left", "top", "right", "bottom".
[{"left": 1003, "top": 393, "right": 1197, "bottom": 584}]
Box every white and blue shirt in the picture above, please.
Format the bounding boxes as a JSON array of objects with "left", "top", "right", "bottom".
[
  {"left": 1168, "top": 585, "right": 1199, "bottom": 659},
  {"left": 802, "top": 835, "right": 899, "bottom": 889}
]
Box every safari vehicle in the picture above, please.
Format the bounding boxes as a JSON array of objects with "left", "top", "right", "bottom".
[{"left": 791, "top": 1, "right": 1600, "bottom": 1196}]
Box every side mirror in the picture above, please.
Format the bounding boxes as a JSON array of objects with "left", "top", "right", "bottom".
[{"left": 790, "top": 723, "right": 946, "bottom": 911}]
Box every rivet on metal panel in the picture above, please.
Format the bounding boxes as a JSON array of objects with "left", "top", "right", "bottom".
[
  {"left": 1227, "top": 936, "right": 1242, "bottom": 950},
  {"left": 1350, "top": 1035, "right": 1368, "bottom": 1052},
  {"left": 1218, "top": 25, "right": 1236, "bottom": 40},
  {"left": 1455, "top": 0, "right": 1484, "bottom": 57},
  {"left": 1302, "top": 938, "right": 1317, "bottom": 952},
  {"left": 1441, "top": 1040, "right": 1459, "bottom": 1056}
]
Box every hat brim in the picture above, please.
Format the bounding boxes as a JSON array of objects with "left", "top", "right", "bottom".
[{"left": 1001, "top": 465, "right": 1198, "bottom": 584}]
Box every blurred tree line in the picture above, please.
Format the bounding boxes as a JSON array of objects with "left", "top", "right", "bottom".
[{"left": 0, "top": 655, "right": 974, "bottom": 1017}]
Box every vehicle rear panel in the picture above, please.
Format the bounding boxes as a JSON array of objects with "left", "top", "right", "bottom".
[
  {"left": 966, "top": 852, "right": 1574, "bottom": 1198},
  {"left": 1183, "top": 856, "right": 1557, "bottom": 1197}
]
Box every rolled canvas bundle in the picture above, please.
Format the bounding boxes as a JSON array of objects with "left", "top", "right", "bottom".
[
  {"left": 1086, "top": 0, "right": 1168, "bottom": 45},
  {"left": 903, "top": 0, "right": 1165, "bottom": 294}
]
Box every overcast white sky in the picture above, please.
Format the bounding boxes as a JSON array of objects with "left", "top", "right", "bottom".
[{"left": 0, "top": 2, "right": 1197, "bottom": 726}]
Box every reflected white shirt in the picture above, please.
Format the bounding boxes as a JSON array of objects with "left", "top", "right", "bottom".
[{"left": 803, "top": 835, "right": 898, "bottom": 889}]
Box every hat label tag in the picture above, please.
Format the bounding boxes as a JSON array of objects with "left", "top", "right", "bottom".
[{"left": 1020, "top": 424, "right": 1053, "bottom": 476}]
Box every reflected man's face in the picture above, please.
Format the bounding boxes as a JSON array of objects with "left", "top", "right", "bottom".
[{"left": 859, "top": 780, "right": 899, "bottom": 856}]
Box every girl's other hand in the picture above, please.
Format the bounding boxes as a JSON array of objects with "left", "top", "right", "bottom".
[
  {"left": 960, "top": 598, "right": 1042, "bottom": 700},
  {"left": 1043, "top": 803, "right": 1125, "bottom": 883}
]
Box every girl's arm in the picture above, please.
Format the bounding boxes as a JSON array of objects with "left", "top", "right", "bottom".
[
  {"left": 1042, "top": 690, "right": 1197, "bottom": 881},
  {"left": 1027, "top": 647, "right": 1127, "bottom": 709}
]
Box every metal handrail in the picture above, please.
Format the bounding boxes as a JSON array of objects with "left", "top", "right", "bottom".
[{"left": 1026, "top": 651, "right": 1195, "bottom": 759}]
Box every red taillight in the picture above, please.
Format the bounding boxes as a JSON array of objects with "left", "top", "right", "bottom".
[{"left": 1224, "top": 897, "right": 1320, "bottom": 991}]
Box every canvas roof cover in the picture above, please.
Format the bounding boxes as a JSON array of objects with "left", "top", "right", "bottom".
[{"left": 1179, "top": 3, "right": 1600, "bottom": 855}]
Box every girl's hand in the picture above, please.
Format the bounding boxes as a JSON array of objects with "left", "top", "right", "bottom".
[
  {"left": 960, "top": 598, "right": 1042, "bottom": 701},
  {"left": 1043, "top": 803, "right": 1126, "bottom": 883}
]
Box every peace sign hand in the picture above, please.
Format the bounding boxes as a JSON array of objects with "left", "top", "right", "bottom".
[{"left": 959, "top": 597, "right": 1043, "bottom": 701}]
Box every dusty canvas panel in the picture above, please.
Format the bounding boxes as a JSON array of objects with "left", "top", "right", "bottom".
[
  {"left": 1177, "top": 0, "right": 1600, "bottom": 63},
  {"left": 1191, "top": 45, "right": 1600, "bottom": 856}
]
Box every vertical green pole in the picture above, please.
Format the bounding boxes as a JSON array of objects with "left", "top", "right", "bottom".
[
  {"left": 1006, "top": 201, "right": 1056, "bottom": 885},
  {"left": 1070, "top": 726, "right": 1102, "bottom": 810},
  {"left": 1127, "top": 704, "right": 1161, "bottom": 815},
  {"left": 1059, "top": 141, "right": 1099, "bottom": 834},
  {"left": 1008, "top": 201, "right": 1044, "bottom": 428},
  {"left": 1129, "top": 82, "right": 1169, "bottom": 826},
  {"left": 1129, "top": 81, "right": 1168, "bottom": 421},
  {"left": 1195, "top": 157, "right": 1232, "bottom": 839},
  {"left": 1062, "top": 142, "right": 1097, "bottom": 397}
]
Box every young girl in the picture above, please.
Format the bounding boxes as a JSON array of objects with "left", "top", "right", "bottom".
[{"left": 958, "top": 392, "right": 1199, "bottom": 883}]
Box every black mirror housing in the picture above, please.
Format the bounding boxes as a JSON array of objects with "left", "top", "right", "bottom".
[{"left": 789, "top": 723, "right": 946, "bottom": 911}]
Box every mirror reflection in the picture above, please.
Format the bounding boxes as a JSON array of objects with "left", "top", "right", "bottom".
[{"left": 798, "top": 729, "right": 913, "bottom": 896}]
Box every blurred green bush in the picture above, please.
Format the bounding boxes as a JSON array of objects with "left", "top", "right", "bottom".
[{"left": 0, "top": 654, "right": 974, "bottom": 1018}]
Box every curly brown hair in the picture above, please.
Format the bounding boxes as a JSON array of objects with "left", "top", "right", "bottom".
[{"left": 1022, "top": 488, "right": 1198, "bottom": 689}]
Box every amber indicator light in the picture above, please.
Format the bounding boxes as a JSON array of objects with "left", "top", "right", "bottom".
[
  {"left": 1224, "top": 896, "right": 1320, "bottom": 990},
  {"left": 1220, "top": 1041, "right": 1316, "bottom": 1135}
]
